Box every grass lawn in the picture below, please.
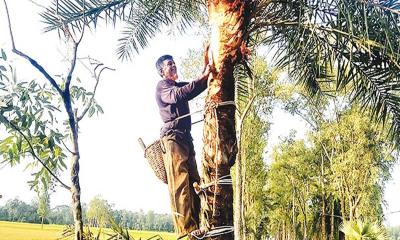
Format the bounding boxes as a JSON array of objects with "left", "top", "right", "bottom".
[{"left": 0, "top": 221, "right": 177, "bottom": 240}]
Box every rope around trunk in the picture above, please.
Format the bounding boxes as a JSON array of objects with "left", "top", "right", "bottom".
[{"left": 191, "top": 226, "right": 235, "bottom": 240}]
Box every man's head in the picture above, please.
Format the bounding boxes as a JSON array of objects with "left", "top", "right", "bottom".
[{"left": 156, "top": 55, "right": 178, "bottom": 81}]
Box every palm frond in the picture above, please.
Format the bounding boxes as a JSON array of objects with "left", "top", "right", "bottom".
[
  {"left": 234, "top": 62, "right": 253, "bottom": 107},
  {"left": 42, "top": 0, "right": 203, "bottom": 60},
  {"left": 116, "top": 0, "right": 202, "bottom": 60},
  {"left": 253, "top": 0, "right": 400, "bottom": 147},
  {"left": 40, "top": 0, "right": 131, "bottom": 32}
]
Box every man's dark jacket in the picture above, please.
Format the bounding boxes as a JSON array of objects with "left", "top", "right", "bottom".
[{"left": 156, "top": 78, "right": 207, "bottom": 137}]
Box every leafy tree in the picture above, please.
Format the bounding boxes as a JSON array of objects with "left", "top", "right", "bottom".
[
  {"left": 48, "top": 205, "right": 74, "bottom": 225},
  {"left": 233, "top": 55, "right": 276, "bottom": 240},
  {"left": 267, "top": 105, "right": 395, "bottom": 239},
  {"left": 39, "top": 1, "right": 400, "bottom": 239},
  {"left": 1, "top": 2, "right": 112, "bottom": 239},
  {"left": 86, "top": 196, "right": 113, "bottom": 228},
  {"left": 37, "top": 185, "right": 51, "bottom": 228},
  {"left": 1, "top": 198, "right": 39, "bottom": 223}
]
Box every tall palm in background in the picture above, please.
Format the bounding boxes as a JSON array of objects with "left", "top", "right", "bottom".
[{"left": 41, "top": 0, "right": 400, "bottom": 239}]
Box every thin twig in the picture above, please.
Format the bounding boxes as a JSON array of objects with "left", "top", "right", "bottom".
[
  {"left": 1, "top": 115, "right": 71, "bottom": 190},
  {"left": 77, "top": 65, "right": 115, "bottom": 121},
  {"left": 61, "top": 139, "right": 75, "bottom": 155}
]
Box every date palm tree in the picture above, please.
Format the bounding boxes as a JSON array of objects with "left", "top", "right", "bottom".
[{"left": 41, "top": 0, "right": 400, "bottom": 239}]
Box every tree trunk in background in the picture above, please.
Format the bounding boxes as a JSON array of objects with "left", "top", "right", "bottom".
[
  {"left": 200, "top": 0, "right": 252, "bottom": 239},
  {"left": 330, "top": 200, "right": 334, "bottom": 240},
  {"left": 322, "top": 195, "right": 327, "bottom": 240},
  {"left": 234, "top": 147, "right": 243, "bottom": 240}
]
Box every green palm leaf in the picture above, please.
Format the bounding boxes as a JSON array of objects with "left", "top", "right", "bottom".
[
  {"left": 116, "top": 0, "right": 202, "bottom": 60},
  {"left": 253, "top": 0, "right": 400, "bottom": 147},
  {"left": 40, "top": 0, "right": 131, "bottom": 32},
  {"left": 41, "top": 0, "right": 203, "bottom": 60}
]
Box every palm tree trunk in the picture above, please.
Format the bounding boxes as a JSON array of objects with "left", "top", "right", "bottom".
[{"left": 201, "top": 0, "right": 252, "bottom": 239}]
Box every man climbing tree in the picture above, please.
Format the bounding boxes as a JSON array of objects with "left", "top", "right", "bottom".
[
  {"left": 155, "top": 54, "right": 210, "bottom": 239},
  {"left": 41, "top": 1, "right": 400, "bottom": 239}
]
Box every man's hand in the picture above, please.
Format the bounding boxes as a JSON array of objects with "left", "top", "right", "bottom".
[
  {"left": 198, "top": 43, "right": 213, "bottom": 83},
  {"left": 199, "top": 64, "right": 211, "bottom": 81}
]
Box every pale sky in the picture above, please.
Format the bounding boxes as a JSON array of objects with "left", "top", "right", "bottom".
[{"left": 0, "top": 0, "right": 399, "bottom": 227}]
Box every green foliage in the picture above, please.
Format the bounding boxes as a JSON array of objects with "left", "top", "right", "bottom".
[
  {"left": 240, "top": 109, "right": 269, "bottom": 240},
  {"left": 0, "top": 198, "right": 40, "bottom": 223},
  {"left": 0, "top": 198, "right": 173, "bottom": 232},
  {"left": 234, "top": 55, "right": 277, "bottom": 239},
  {"left": 40, "top": 0, "right": 400, "bottom": 146},
  {"left": 388, "top": 225, "right": 400, "bottom": 240},
  {"left": 0, "top": 57, "right": 66, "bottom": 189},
  {"left": 0, "top": 49, "right": 104, "bottom": 191},
  {"left": 37, "top": 184, "right": 51, "bottom": 227},
  {"left": 41, "top": 0, "right": 204, "bottom": 60},
  {"left": 234, "top": 55, "right": 277, "bottom": 115},
  {"left": 340, "top": 220, "right": 388, "bottom": 240},
  {"left": 86, "top": 196, "right": 113, "bottom": 228},
  {"left": 0, "top": 48, "right": 8, "bottom": 81},
  {"left": 180, "top": 48, "right": 206, "bottom": 81},
  {"left": 267, "top": 105, "right": 395, "bottom": 239},
  {"left": 254, "top": 0, "right": 400, "bottom": 147}
]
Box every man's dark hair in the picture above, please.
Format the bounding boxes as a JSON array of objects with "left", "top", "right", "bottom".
[{"left": 156, "top": 55, "right": 173, "bottom": 77}]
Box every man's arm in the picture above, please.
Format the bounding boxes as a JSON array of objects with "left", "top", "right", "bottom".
[{"left": 159, "top": 66, "right": 210, "bottom": 104}]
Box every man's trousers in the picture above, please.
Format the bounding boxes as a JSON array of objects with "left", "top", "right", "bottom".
[{"left": 162, "top": 132, "right": 201, "bottom": 238}]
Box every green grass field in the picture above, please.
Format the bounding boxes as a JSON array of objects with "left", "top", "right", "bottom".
[{"left": 0, "top": 221, "right": 177, "bottom": 240}]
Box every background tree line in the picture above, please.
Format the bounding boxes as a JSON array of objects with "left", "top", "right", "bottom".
[
  {"left": 232, "top": 56, "right": 399, "bottom": 239},
  {"left": 0, "top": 196, "right": 174, "bottom": 232}
]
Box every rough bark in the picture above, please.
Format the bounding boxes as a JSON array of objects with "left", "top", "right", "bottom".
[
  {"left": 64, "top": 92, "right": 84, "bottom": 240},
  {"left": 200, "top": 0, "right": 253, "bottom": 239}
]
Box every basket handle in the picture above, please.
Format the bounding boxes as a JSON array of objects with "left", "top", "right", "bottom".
[{"left": 138, "top": 138, "right": 146, "bottom": 151}]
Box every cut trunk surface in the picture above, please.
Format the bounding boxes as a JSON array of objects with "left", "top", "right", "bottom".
[{"left": 200, "top": 0, "right": 252, "bottom": 239}]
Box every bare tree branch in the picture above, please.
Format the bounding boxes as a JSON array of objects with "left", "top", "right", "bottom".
[
  {"left": 3, "top": 0, "right": 64, "bottom": 96},
  {"left": 77, "top": 64, "right": 115, "bottom": 122},
  {"left": 61, "top": 139, "right": 75, "bottom": 155},
  {"left": 65, "top": 42, "right": 79, "bottom": 91}
]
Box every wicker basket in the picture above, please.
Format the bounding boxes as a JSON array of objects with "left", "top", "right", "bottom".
[{"left": 143, "top": 139, "right": 168, "bottom": 184}]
